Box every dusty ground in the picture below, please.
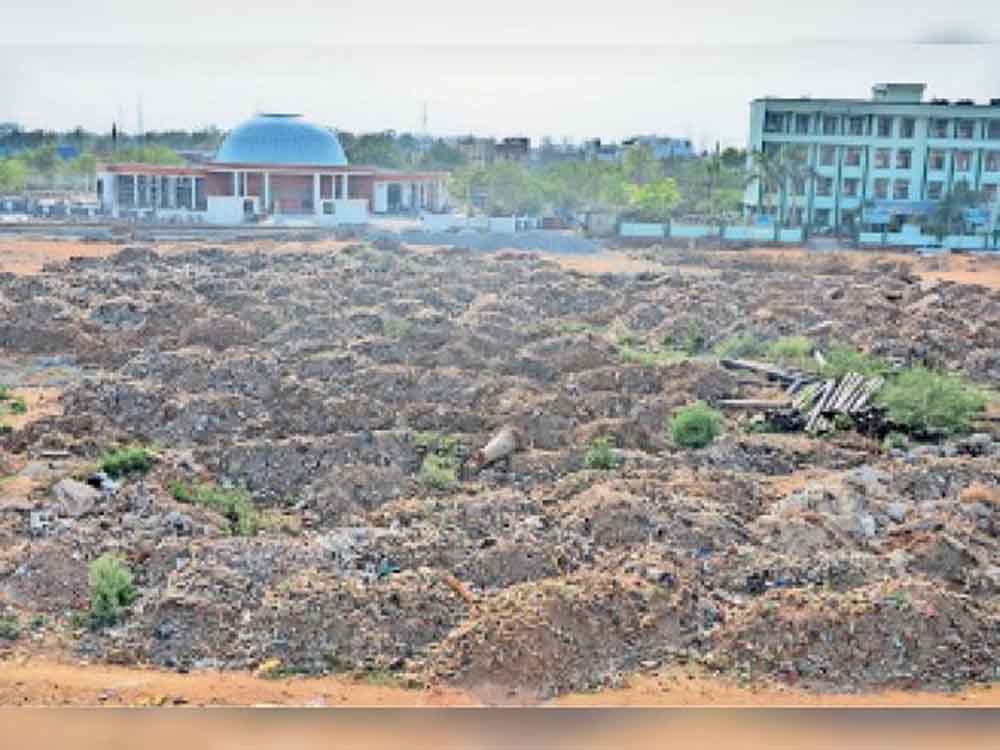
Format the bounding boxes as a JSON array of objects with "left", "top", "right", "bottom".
[
  {"left": 0, "top": 656, "right": 995, "bottom": 707},
  {"left": 0, "top": 235, "right": 998, "bottom": 706}
]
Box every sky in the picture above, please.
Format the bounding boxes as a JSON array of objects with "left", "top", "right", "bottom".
[{"left": 1, "top": 1, "right": 998, "bottom": 147}]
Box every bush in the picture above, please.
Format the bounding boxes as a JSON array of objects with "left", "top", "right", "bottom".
[
  {"left": 882, "top": 431, "right": 909, "bottom": 452},
  {"left": 714, "top": 332, "right": 766, "bottom": 360},
  {"left": 681, "top": 321, "right": 706, "bottom": 355},
  {"left": 418, "top": 453, "right": 458, "bottom": 490},
  {"left": 877, "top": 368, "right": 987, "bottom": 437},
  {"left": 382, "top": 317, "right": 412, "bottom": 338},
  {"left": 766, "top": 336, "right": 815, "bottom": 371},
  {"left": 98, "top": 445, "right": 156, "bottom": 478},
  {"left": 820, "top": 342, "right": 890, "bottom": 379},
  {"left": 583, "top": 436, "right": 622, "bottom": 470},
  {"left": 170, "top": 481, "right": 259, "bottom": 536},
  {"left": 0, "top": 616, "right": 19, "bottom": 640},
  {"left": 0, "top": 386, "right": 27, "bottom": 417},
  {"left": 88, "top": 553, "right": 137, "bottom": 629},
  {"left": 618, "top": 344, "right": 685, "bottom": 367},
  {"left": 669, "top": 402, "right": 724, "bottom": 449}
]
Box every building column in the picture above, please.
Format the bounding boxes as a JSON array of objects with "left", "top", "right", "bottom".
[
  {"left": 190, "top": 177, "right": 197, "bottom": 210},
  {"left": 132, "top": 175, "right": 138, "bottom": 209},
  {"left": 263, "top": 172, "right": 270, "bottom": 213},
  {"left": 343, "top": 173, "right": 349, "bottom": 199},
  {"left": 313, "top": 173, "right": 321, "bottom": 215},
  {"left": 232, "top": 171, "right": 239, "bottom": 197}
]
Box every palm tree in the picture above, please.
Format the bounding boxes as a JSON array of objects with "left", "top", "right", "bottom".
[
  {"left": 928, "top": 180, "right": 981, "bottom": 241},
  {"left": 745, "top": 148, "right": 817, "bottom": 240}
]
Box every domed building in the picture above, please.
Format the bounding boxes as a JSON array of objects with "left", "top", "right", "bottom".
[{"left": 97, "top": 113, "right": 449, "bottom": 225}]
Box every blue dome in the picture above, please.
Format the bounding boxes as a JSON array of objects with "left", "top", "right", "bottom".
[{"left": 215, "top": 113, "right": 348, "bottom": 166}]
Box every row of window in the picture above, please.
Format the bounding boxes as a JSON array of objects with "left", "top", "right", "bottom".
[
  {"left": 764, "top": 111, "right": 1000, "bottom": 140},
  {"left": 787, "top": 179, "right": 999, "bottom": 202},
  {"left": 116, "top": 174, "right": 207, "bottom": 211},
  {"left": 779, "top": 144, "right": 1000, "bottom": 171}
]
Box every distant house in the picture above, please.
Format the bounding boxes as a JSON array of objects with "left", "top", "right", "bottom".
[
  {"left": 55, "top": 145, "right": 81, "bottom": 161},
  {"left": 495, "top": 137, "right": 530, "bottom": 162},
  {"left": 622, "top": 135, "right": 696, "bottom": 159}
]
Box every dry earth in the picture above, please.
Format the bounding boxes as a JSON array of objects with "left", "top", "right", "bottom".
[{"left": 0, "top": 236, "right": 998, "bottom": 706}]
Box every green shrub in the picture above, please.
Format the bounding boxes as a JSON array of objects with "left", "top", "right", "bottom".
[
  {"left": 715, "top": 332, "right": 767, "bottom": 360},
  {"left": 98, "top": 445, "right": 156, "bottom": 478},
  {"left": 88, "top": 553, "right": 137, "bottom": 629},
  {"left": 0, "top": 616, "right": 19, "bottom": 640},
  {"left": 669, "top": 402, "right": 724, "bottom": 449},
  {"left": 171, "top": 480, "right": 260, "bottom": 536},
  {"left": 382, "top": 317, "right": 412, "bottom": 338},
  {"left": 820, "top": 342, "right": 890, "bottom": 379},
  {"left": 681, "top": 321, "right": 706, "bottom": 355},
  {"left": 618, "top": 344, "right": 686, "bottom": 367},
  {"left": 882, "top": 431, "right": 909, "bottom": 452},
  {"left": 877, "top": 368, "right": 987, "bottom": 437},
  {"left": 583, "top": 436, "right": 622, "bottom": 470},
  {"left": 0, "top": 386, "right": 27, "bottom": 417},
  {"left": 418, "top": 453, "right": 458, "bottom": 490},
  {"left": 766, "top": 336, "right": 815, "bottom": 371}
]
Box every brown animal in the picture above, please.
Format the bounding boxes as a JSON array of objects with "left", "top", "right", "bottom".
[{"left": 460, "top": 426, "right": 524, "bottom": 479}]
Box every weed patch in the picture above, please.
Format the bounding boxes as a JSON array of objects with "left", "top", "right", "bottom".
[
  {"left": 171, "top": 480, "right": 260, "bottom": 536},
  {"left": 669, "top": 402, "right": 724, "bottom": 449},
  {"left": 88, "top": 553, "right": 137, "bottom": 629},
  {"left": 98, "top": 445, "right": 156, "bottom": 478},
  {"left": 583, "top": 436, "right": 622, "bottom": 470}
]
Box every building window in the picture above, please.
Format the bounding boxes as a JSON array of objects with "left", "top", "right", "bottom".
[
  {"left": 763, "top": 141, "right": 781, "bottom": 156},
  {"left": 982, "top": 184, "right": 998, "bottom": 203},
  {"left": 322, "top": 200, "right": 335, "bottom": 215},
  {"left": 117, "top": 175, "right": 135, "bottom": 208},
  {"left": 873, "top": 178, "right": 889, "bottom": 199},
  {"left": 795, "top": 114, "right": 810, "bottom": 134},
  {"left": 874, "top": 148, "right": 891, "bottom": 169},
  {"left": 814, "top": 208, "right": 831, "bottom": 225},
  {"left": 819, "top": 145, "right": 835, "bottom": 166},
  {"left": 989, "top": 120, "right": 1000, "bottom": 140},
  {"left": 764, "top": 112, "right": 785, "bottom": 133},
  {"left": 900, "top": 117, "right": 915, "bottom": 138},
  {"left": 926, "top": 181, "right": 944, "bottom": 200},
  {"left": 176, "top": 177, "right": 192, "bottom": 209},
  {"left": 930, "top": 118, "right": 950, "bottom": 138},
  {"left": 896, "top": 149, "right": 912, "bottom": 169},
  {"left": 956, "top": 119, "right": 975, "bottom": 139},
  {"left": 848, "top": 116, "right": 865, "bottom": 136},
  {"left": 985, "top": 151, "right": 1000, "bottom": 172},
  {"left": 822, "top": 116, "right": 838, "bottom": 135},
  {"left": 893, "top": 179, "right": 909, "bottom": 200},
  {"left": 844, "top": 147, "right": 861, "bottom": 167},
  {"left": 928, "top": 149, "right": 946, "bottom": 171},
  {"left": 817, "top": 176, "right": 833, "bottom": 197},
  {"left": 877, "top": 116, "right": 893, "bottom": 137},
  {"left": 954, "top": 150, "right": 972, "bottom": 171},
  {"left": 843, "top": 178, "right": 859, "bottom": 197}
]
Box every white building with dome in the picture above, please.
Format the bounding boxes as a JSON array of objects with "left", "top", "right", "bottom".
[{"left": 97, "top": 113, "right": 450, "bottom": 225}]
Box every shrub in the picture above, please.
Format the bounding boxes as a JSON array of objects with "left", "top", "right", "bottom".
[
  {"left": 418, "top": 453, "right": 458, "bottom": 490},
  {"left": 618, "top": 344, "right": 685, "bottom": 367},
  {"left": 820, "top": 342, "right": 890, "bottom": 379},
  {"left": 382, "top": 317, "right": 412, "bottom": 338},
  {"left": 877, "top": 368, "right": 987, "bottom": 437},
  {"left": 766, "top": 336, "right": 815, "bottom": 371},
  {"left": 714, "top": 332, "right": 766, "bottom": 360},
  {"left": 171, "top": 481, "right": 260, "bottom": 536},
  {"left": 681, "top": 321, "right": 706, "bottom": 355},
  {"left": 88, "top": 553, "right": 137, "bottom": 629},
  {"left": 583, "top": 436, "right": 622, "bottom": 470},
  {"left": 98, "top": 445, "right": 156, "bottom": 478},
  {"left": 882, "top": 431, "right": 909, "bottom": 452},
  {"left": 0, "top": 616, "right": 19, "bottom": 640},
  {"left": 669, "top": 402, "right": 724, "bottom": 449}
]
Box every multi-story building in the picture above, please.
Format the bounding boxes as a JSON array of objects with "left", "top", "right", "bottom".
[{"left": 745, "top": 83, "right": 1000, "bottom": 231}]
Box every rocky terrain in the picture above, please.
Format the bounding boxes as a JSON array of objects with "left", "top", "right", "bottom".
[{"left": 0, "top": 241, "right": 997, "bottom": 700}]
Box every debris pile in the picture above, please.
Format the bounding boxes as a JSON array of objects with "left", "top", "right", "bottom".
[{"left": 718, "top": 358, "right": 887, "bottom": 435}]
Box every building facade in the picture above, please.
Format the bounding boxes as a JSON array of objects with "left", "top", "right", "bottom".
[
  {"left": 97, "top": 114, "right": 449, "bottom": 225},
  {"left": 745, "top": 83, "right": 1000, "bottom": 231}
]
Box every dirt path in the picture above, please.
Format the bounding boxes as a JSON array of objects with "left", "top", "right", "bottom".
[{"left": 0, "top": 656, "right": 994, "bottom": 707}]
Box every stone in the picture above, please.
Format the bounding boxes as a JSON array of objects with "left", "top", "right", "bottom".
[
  {"left": 50, "top": 478, "right": 101, "bottom": 518},
  {"left": 955, "top": 433, "right": 993, "bottom": 458},
  {"left": 885, "top": 502, "right": 909, "bottom": 524}
]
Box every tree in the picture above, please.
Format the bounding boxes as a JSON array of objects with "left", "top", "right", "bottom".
[
  {"left": 745, "top": 147, "right": 816, "bottom": 236},
  {"left": 106, "top": 144, "right": 183, "bottom": 165},
  {"left": 624, "top": 178, "right": 681, "bottom": 222},
  {"left": 421, "top": 140, "right": 465, "bottom": 170},
  {"left": 65, "top": 153, "right": 97, "bottom": 190},
  {"left": 0, "top": 159, "right": 28, "bottom": 193},
  {"left": 927, "top": 180, "right": 981, "bottom": 239},
  {"left": 622, "top": 144, "right": 660, "bottom": 185}
]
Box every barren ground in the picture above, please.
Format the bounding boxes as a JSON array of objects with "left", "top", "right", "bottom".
[{"left": 0, "top": 235, "right": 998, "bottom": 706}]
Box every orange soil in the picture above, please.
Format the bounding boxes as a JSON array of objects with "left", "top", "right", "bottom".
[{"left": 0, "top": 655, "right": 994, "bottom": 707}]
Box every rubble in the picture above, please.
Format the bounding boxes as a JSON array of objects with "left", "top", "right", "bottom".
[{"left": 0, "top": 242, "right": 997, "bottom": 698}]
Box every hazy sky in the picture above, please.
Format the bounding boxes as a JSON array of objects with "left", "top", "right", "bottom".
[{"left": 1, "top": 1, "right": 998, "bottom": 146}]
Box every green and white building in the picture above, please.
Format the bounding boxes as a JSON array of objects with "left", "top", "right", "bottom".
[{"left": 745, "top": 83, "right": 1000, "bottom": 235}]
